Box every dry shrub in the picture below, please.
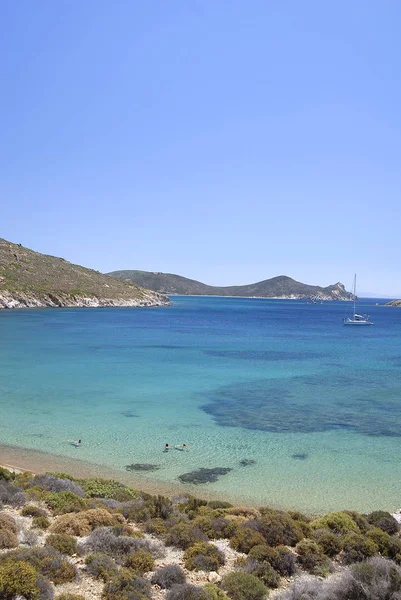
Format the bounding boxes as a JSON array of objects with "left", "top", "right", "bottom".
[
  {"left": 84, "top": 526, "right": 164, "bottom": 562},
  {"left": 184, "top": 542, "right": 225, "bottom": 572},
  {"left": 166, "top": 583, "right": 208, "bottom": 600},
  {"left": 0, "top": 546, "right": 76, "bottom": 585},
  {"left": 55, "top": 595, "right": 85, "bottom": 600},
  {"left": 0, "top": 528, "right": 19, "bottom": 549},
  {"left": 102, "top": 568, "right": 151, "bottom": 600},
  {"left": 0, "top": 480, "right": 26, "bottom": 507},
  {"left": 0, "top": 512, "right": 17, "bottom": 533},
  {"left": 227, "top": 506, "right": 260, "bottom": 518},
  {"left": 22, "top": 505, "right": 48, "bottom": 518},
  {"left": 30, "top": 474, "right": 85, "bottom": 496},
  {"left": 165, "top": 521, "right": 208, "bottom": 550},
  {"left": 151, "top": 565, "right": 186, "bottom": 589},
  {"left": 85, "top": 553, "right": 118, "bottom": 581},
  {"left": 50, "top": 508, "right": 124, "bottom": 536}
]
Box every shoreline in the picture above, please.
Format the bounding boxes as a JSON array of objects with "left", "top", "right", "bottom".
[{"left": 0, "top": 442, "right": 261, "bottom": 509}]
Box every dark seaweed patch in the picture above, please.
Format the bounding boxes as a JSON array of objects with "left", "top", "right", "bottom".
[
  {"left": 239, "top": 459, "right": 256, "bottom": 467},
  {"left": 125, "top": 463, "right": 160, "bottom": 472},
  {"left": 291, "top": 453, "right": 308, "bottom": 460},
  {"left": 121, "top": 411, "right": 139, "bottom": 418},
  {"left": 201, "top": 370, "right": 401, "bottom": 437},
  {"left": 204, "top": 350, "right": 322, "bottom": 361},
  {"left": 178, "top": 467, "right": 232, "bottom": 485}
]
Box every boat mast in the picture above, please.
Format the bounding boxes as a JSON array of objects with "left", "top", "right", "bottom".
[{"left": 353, "top": 274, "right": 356, "bottom": 315}]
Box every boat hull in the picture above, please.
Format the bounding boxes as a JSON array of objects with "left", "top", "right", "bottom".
[{"left": 343, "top": 320, "right": 374, "bottom": 326}]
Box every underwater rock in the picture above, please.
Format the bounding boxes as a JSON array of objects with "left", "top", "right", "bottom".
[
  {"left": 239, "top": 459, "right": 256, "bottom": 467},
  {"left": 291, "top": 453, "right": 308, "bottom": 460},
  {"left": 121, "top": 411, "right": 139, "bottom": 418},
  {"left": 125, "top": 463, "right": 160, "bottom": 472},
  {"left": 178, "top": 467, "right": 232, "bottom": 485}
]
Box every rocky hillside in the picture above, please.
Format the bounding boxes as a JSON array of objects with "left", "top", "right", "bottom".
[
  {"left": 386, "top": 300, "right": 401, "bottom": 306},
  {"left": 108, "top": 270, "right": 353, "bottom": 300},
  {"left": 0, "top": 239, "right": 169, "bottom": 309}
]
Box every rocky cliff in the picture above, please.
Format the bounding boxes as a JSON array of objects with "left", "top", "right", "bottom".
[
  {"left": 386, "top": 300, "right": 401, "bottom": 307},
  {"left": 0, "top": 239, "right": 169, "bottom": 309}
]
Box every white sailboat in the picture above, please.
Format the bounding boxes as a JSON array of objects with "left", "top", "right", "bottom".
[{"left": 343, "top": 274, "right": 374, "bottom": 326}]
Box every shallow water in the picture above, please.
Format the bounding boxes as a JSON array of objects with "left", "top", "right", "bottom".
[{"left": 1, "top": 296, "right": 401, "bottom": 513}]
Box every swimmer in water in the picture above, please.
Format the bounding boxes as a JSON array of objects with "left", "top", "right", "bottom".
[
  {"left": 175, "top": 443, "right": 188, "bottom": 451},
  {"left": 164, "top": 443, "right": 169, "bottom": 452},
  {"left": 70, "top": 439, "right": 82, "bottom": 447}
]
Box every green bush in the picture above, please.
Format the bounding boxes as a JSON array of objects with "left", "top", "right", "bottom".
[
  {"left": 203, "top": 583, "right": 230, "bottom": 599},
  {"left": 343, "top": 510, "right": 371, "bottom": 533},
  {"left": 80, "top": 478, "right": 138, "bottom": 501},
  {"left": 295, "top": 539, "right": 331, "bottom": 575},
  {"left": 248, "top": 544, "right": 296, "bottom": 576},
  {"left": 124, "top": 549, "right": 154, "bottom": 573},
  {"left": 144, "top": 517, "right": 167, "bottom": 535},
  {"left": 46, "top": 533, "right": 77, "bottom": 556},
  {"left": 184, "top": 542, "right": 225, "bottom": 571},
  {"left": 366, "top": 527, "right": 392, "bottom": 555},
  {"left": 0, "top": 468, "right": 15, "bottom": 481},
  {"left": 33, "top": 516, "right": 51, "bottom": 529},
  {"left": 310, "top": 511, "right": 360, "bottom": 534},
  {"left": 0, "top": 512, "right": 17, "bottom": 533},
  {"left": 0, "top": 528, "right": 19, "bottom": 549},
  {"left": 221, "top": 571, "right": 268, "bottom": 600},
  {"left": 207, "top": 501, "right": 233, "bottom": 509},
  {"left": 341, "top": 533, "right": 379, "bottom": 564},
  {"left": 230, "top": 527, "right": 266, "bottom": 553},
  {"left": 102, "top": 568, "right": 151, "bottom": 600},
  {"left": 44, "top": 491, "right": 87, "bottom": 515},
  {"left": 22, "top": 505, "right": 48, "bottom": 518},
  {"left": 312, "top": 529, "right": 343, "bottom": 557},
  {"left": 255, "top": 509, "right": 304, "bottom": 546},
  {"left": 85, "top": 553, "right": 118, "bottom": 581},
  {"left": 165, "top": 521, "right": 208, "bottom": 549},
  {"left": 366, "top": 510, "right": 399, "bottom": 535},
  {"left": 193, "top": 515, "right": 237, "bottom": 540},
  {"left": 242, "top": 558, "right": 280, "bottom": 587},
  {"left": 0, "top": 546, "right": 77, "bottom": 584},
  {"left": 0, "top": 559, "right": 40, "bottom": 600}
]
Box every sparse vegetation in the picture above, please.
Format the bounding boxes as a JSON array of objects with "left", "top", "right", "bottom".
[{"left": 0, "top": 464, "right": 400, "bottom": 600}]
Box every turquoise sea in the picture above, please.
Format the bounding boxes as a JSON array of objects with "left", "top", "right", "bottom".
[{"left": 1, "top": 296, "right": 401, "bottom": 514}]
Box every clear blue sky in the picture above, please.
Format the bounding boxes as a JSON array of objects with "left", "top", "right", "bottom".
[{"left": 1, "top": 1, "right": 400, "bottom": 296}]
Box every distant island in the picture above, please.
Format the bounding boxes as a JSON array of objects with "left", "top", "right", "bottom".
[
  {"left": 0, "top": 238, "right": 169, "bottom": 309},
  {"left": 386, "top": 300, "right": 401, "bottom": 307},
  {"left": 108, "top": 270, "right": 353, "bottom": 301}
]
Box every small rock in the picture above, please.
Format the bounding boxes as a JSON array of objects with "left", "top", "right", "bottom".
[{"left": 208, "top": 571, "right": 221, "bottom": 583}]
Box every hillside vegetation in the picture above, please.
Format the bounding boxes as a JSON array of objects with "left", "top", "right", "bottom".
[
  {"left": 108, "top": 270, "right": 353, "bottom": 300},
  {"left": 0, "top": 239, "right": 169, "bottom": 309},
  {"left": 1, "top": 466, "right": 401, "bottom": 600}
]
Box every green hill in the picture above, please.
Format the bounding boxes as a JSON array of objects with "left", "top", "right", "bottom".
[
  {"left": 0, "top": 239, "right": 169, "bottom": 309},
  {"left": 108, "top": 270, "right": 353, "bottom": 300}
]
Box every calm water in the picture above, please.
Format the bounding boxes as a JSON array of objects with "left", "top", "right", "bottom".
[{"left": 1, "top": 296, "right": 401, "bottom": 513}]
